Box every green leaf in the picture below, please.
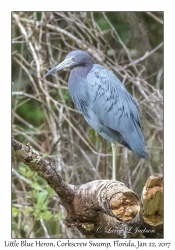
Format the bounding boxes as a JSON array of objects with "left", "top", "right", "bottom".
[
  {"left": 30, "top": 182, "right": 42, "bottom": 191},
  {"left": 12, "top": 207, "right": 18, "bottom": 217},
  {"left": 41, "top": 211, "right": 52, "bottom": 220},
  {"left": 46, "top": 185, "right": 54, "bottom": 196},
  {"left": 33, "top": 209, "right": 41, "bottom": 220},
  {"left": 22, "top": 207, "right": 34, "bottom": 214},
  {"left": 36, "top": 192, "right": 48, "bottom": 207},
  {"left": 18, "top": 165, "right": 33, "bottom": 178}
]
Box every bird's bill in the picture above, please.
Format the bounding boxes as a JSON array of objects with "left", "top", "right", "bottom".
[{"left": 44, "top": 57, "right": 75, "bottom": 77}]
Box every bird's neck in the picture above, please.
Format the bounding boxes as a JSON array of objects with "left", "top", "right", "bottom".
[
  {"left": 68, "top": 64, "right": 92, "bottom": 101},
  {"left": 69, "top": 63, "right": 93, "bottom": 82}
]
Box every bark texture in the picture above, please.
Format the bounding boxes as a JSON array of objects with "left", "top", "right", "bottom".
[{"left": 12, "top": 138, "right": 163, "bottom": 238}]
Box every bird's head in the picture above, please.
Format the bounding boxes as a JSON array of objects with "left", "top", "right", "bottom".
[{"left": 44, "top": 50, "right": 93, "bottom": 77}]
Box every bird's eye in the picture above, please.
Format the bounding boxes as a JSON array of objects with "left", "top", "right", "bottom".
[{"left": 72, "top": 57, "right": 76, "bottom": 62}]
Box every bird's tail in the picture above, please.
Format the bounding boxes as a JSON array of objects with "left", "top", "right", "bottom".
[{"left": 128, "top": 121, "right": 147, "bottom": 159}]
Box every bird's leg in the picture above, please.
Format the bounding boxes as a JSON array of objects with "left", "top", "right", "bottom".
[{"left": 111, "top": 142, "right": 116, "bottom": 180}]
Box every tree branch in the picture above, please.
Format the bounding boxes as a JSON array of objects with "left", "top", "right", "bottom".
[{"left": 12, "top": 137, "right": 163, "bottom": 238}]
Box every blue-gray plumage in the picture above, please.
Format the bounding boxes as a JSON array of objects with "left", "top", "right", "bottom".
[{"left": 44, "top": 50, "right": 146, "bottom": 179}]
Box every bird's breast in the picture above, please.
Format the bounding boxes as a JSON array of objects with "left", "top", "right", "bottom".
[{"left": 68, "top": 74, "right": 91, "bottom": 114}]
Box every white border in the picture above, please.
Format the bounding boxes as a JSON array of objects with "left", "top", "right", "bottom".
[{"left": 0, "top": 1, "right": 174, "bottom": 249}]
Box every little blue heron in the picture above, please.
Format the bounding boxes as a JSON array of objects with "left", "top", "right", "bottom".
[{"left": 44, "top": 50, "right": 146, "bottom": 180}]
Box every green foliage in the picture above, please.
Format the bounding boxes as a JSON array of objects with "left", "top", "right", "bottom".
[
  {"left": 12, "top": 164, "right": 64, "bottom": 237},
  {"left": 29, "top": 190, "right": 52, "bottom": 220},
  {"left": 94, "top": 12, "right": 130, "bottom": 45},
  {"left": 15, "top": 100, "right": 44, "bottom": 127},
  {"left": 12, "top": 207, "right": 18, "bottom": 217},
  {"left": 19, "top": 164, "right": 34, "bottom": 178},
  {"left": 62, "top": 89, "right": 71, "bottom": 101},
  {"left": 36, "top": 12, "right": 42, "bottom": 21}
]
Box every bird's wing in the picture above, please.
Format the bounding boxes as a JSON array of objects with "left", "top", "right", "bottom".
[
  {"left": 87, "top": 65, "right": 145, "bottom": 156},
  {"left": 87, "top": 65, "right": 140, "bottom": 129}
]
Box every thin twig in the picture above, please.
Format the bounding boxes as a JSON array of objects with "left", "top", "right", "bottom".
[{"left": 146, "top": 12, "right": 163, "bottom": 25}]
